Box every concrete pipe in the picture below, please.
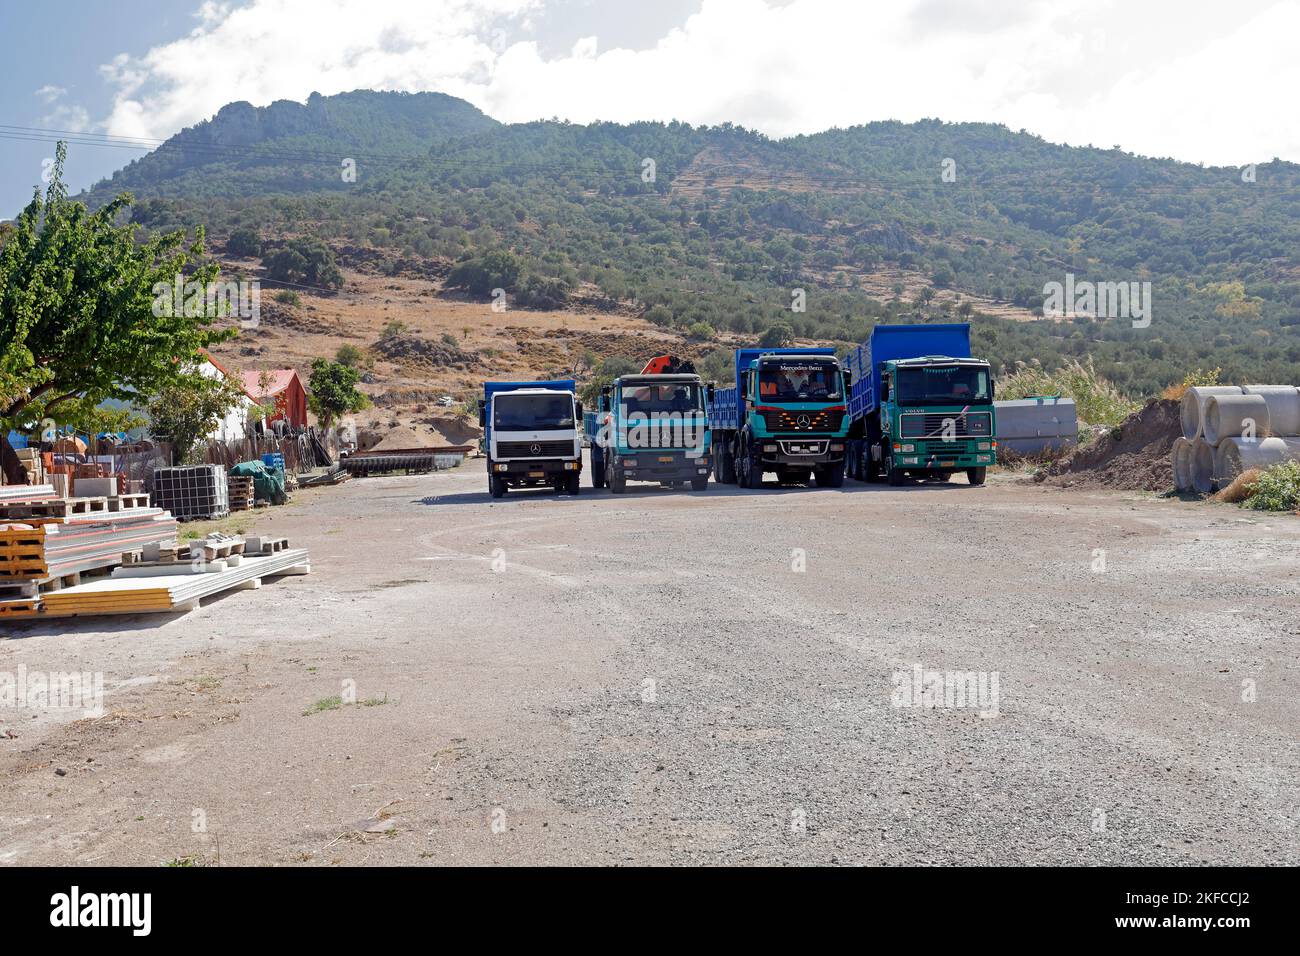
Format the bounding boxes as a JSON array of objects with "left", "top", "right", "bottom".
[
  {"left": 1180, "top": 385, "right": 1243, "bottom": 440},
  {"left": 1214, "top": 436, "right": 1300, "bottom": 486},
  {"left": 1203, "top": 394, "right": 1271, "bottom": 446},
  {"left": 1171, "top": 437, "right": 1193, "bottom": 491},
  {"left": 1242, "top": 385, "right": 1300, "bottom": 436},
  {"left": 1190, "top": 437, "right": 1217, "bottom": 494}
]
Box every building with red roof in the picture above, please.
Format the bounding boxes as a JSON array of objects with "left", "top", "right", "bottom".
[{"left": 241, "top": 368, "right": 309, "bottom": 430}]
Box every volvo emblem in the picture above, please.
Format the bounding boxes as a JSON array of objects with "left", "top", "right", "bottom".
[
  {"left": 796, "top": 415, "right": 811, "bottom": 428},
  {"left": 529, "top": 443, "right": 541, "bottom": 455}
]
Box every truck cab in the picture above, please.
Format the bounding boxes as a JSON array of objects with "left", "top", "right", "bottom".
[
  {"left": 709, "top": 348, "right": 850, "bottom": 488},
  {"left": 879, "top": 356, "right": 996, "bottom": 484},
  {"left": 479, "top": 381, "right": 583, "bottom": 498},
  {"left": 586, "top": 371, "right": 712, "bottom": 493}
]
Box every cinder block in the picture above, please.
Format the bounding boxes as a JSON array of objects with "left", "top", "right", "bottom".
[{"left": 73, "top": 477, "right": 118, "bottom": 498}]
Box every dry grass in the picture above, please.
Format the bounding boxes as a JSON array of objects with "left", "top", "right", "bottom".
[{"left": 1213, "top": 468, "right": 1261, "bottom": 503}]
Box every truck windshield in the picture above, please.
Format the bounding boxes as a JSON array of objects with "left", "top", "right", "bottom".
[
  {"left": 619, "top": 384, "right": 704, "bottom": 414},
  {"left": 896, "top": 366, "right": 991, "bottom": 404},
  {"left": 493, "top": 394, "right": 574, "bottom": 430},
  {"left": 758, "top": 362, "right": 842, "bottom": 401}
]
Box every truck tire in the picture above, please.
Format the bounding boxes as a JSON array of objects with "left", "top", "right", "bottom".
[
  {"left": 717, "top": 442, "right": 736, "bottom": 484},
  {"left": 738, "top": 440, "right": 762, "bottom": 489},
  {"left": 814, "top": 462, "right": 845, "bottom": 488},
  {"left": 566, "top": 472, "right": 581, "bottom": 494},
  {"left": 861, "top": 447, "right": 880, "bottom": 483},
  {"left": 691, "top": 475, "right": 709, "bottom": 491},
  {"left": 966, "top": 466, "right": 987, "bottom": 486},
  {"left": 489, "top": 475, "right": 507, "bottom": 498},
  {"left": 886, "top": 455, "right": 904, "bottom": 486},
  {"left": 590, "top": 447, "right": 606, "bottom": 488},
  {"left": 609, "top": 464, "right": 627, "bottom": 494}
]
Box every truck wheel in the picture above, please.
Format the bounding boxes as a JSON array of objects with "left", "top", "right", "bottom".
[
  {"left": 691, "top": 475, "right": 709, "bottom": 491},
  {"left": 966, "top": 467, "right": 986, "bottom": 486},
  {"left": 489, "top": 475, "right": 507, "bottom": 498},
  {"left": 590, "top": 449, "right": 606, "bottom": 488},
  {"left": 886, "top": 455, "right": 904, "bottom": 487},
  {"left": 566, "top": 472, "right": 581, "bottom": 494},
  {"left": 814, "top": 462, "right": 845, "bottom": 488},
  {"left": 610, "top": 465, "right": 627, "bottom": 494},
  {"left": 738, "top": 442, "right": 761, "bottom": 489},
  {"left": 716, "top": 441, "right": 736, "bottom": 484}
]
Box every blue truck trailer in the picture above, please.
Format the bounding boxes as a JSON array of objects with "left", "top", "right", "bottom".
[
  {"left": 845, "top": 323, "right": 996, "bottom": 486},
  {"left": 584, "top": 357, "right": 712, "bottom": 493},
  {"left": 706, "top": 347, "right": 850, "bottom": 488},
  {"left": 479, "top": 380, "right": 583, "bottom": 498}
]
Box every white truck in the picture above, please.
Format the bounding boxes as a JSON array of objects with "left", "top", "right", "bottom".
[{"left": 478, "top": 379, "right": 583, "bottom": 499}]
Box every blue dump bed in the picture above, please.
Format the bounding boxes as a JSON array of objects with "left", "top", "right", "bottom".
[
  {"left": 482, "top": 379, "right": 575, "bottom": 443},
  {"left": 707, "top": 347, "right": 838, "bottom": 430},
  {"left": 846, "top": 324, "right": 972, "bottom": 421}
]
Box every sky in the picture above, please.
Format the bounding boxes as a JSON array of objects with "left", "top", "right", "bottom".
[{"left": 3, "top": 0, "right": 1299, "bottom": 217}]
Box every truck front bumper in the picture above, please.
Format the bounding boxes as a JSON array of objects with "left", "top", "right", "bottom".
[
  {"left": 891, "top": 442, "right": 994, "bottom": 469},
  {"left": 757, "top": 438, "right": 845, "bottom": 466},
  {"left": 491, "top": 459, "right": 581, "bottom": 482},
  {"left": 617, "top": 452, "right": 711, "bottom": 482}
]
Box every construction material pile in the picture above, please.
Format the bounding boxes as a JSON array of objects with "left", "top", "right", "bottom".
[
  {"left": 0, "top": 489, "right": 177, "bottom": 618},
  {"left": 1174, "top": 386, "right": 1300, "bottom": 493},
  {"left": 1033, "top": 400, "right": 1179, "bottom": 490}
]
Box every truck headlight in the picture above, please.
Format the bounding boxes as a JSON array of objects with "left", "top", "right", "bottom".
[
  {"left": 977, "top": 454, "right": 992, "bottom": 463},
  {"left": 977, "top": 442, "right": 991, "bottom": 451},
  {"left": 622, "top": 458, "right": 637, "bottom": 467},
  {"left": 494, "top": 464, "right": 509, "bottom": 472},
  {"left": 900, "top": 444, "right": 915, "bottom": 453},
  {"left": 902, "top": 456, "right": 920, "bottom": 465},
  {"left": 763, "top": 444, "right": 777, "bottom": 453},
  {"left": 830, "top": 443, "right": 844, "bottom": 451}
]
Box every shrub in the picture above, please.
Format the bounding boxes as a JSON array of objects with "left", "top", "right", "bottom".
[
  {"left": 274, "top": 289, "right": 300, "bottom": 306},
  {"left": 1243, "top": 460, "right": 1300, "bottom": 511},
  {"left": 687, "top": 322, "right": 715, "bottom": 341},
  {"left": 996, "top": 357, "right": 1139, "bottom": 428}
]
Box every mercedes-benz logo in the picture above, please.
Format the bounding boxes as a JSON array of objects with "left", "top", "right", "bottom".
[
  {"left": 529, "top": 443, "right": 541, "bottom": 455},
  {"left": 796, "top": 415, "right": 811, "bottom": 428}
]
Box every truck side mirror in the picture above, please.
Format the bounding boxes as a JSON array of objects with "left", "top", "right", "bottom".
[
  {"left": 478, "top": 399, "right": 486, "bottom": 427},
  {"left": 843, "top": 369, "right": 854, "bottom": 389},
  {"left": 601, "top": 385, "right": 611, "bottom": 398},
  {"left": 575, "top": 401, "right": 584, "bottom": 421},
  {"left": 707, "top": 384, "right": 716, "bottom": 401}
]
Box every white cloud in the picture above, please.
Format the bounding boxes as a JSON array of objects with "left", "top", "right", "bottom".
[
  {"left": 94, "top": 0, "right": 1300, "bottom": 165},
  {"left": 34, "top": 85, "right": 68, "bottom": 104}
]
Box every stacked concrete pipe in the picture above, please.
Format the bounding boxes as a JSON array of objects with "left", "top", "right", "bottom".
[
  {"left": 1214, "top": 436, "right": 1300, "bottom": 486},
  {"left": 1242, "top": 385, "right": 1300, "bottom": 435},
  {"left": 1189, "top": 437, "right": 1217, "bottom": 494},
  {"left": 1180, "top": 385, "right": 1243, "bottom": 439},
  {"left": 1171, "top": 437, "right": 1193, "bottom": 492},
  {"left": 1203, "top": 393, "right": 1271, "bottom": 445}
]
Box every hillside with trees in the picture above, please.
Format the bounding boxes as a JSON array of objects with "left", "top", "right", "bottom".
[{"left": 77, "top": 90, "right": 1300, "bottom": 397}]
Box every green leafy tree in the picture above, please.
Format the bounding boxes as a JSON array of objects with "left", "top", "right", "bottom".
[
  {"left": 226, "top": 227, "right": 262, "bottom": 258},
  {"left": 446, "top": 249, "right": 522, "bottom": 296},
  {"left": 147, "top": 371, "right": 253, "bottom": 464},
  {"left": 263, "top": 237, "right": 343, "bottom": 289},
  {"left": 307, "top": 358, "right": 369, "bottom": 429},
  {"left": 0, "top": 142, "right": 232, "bottom": 463},
  {"left": 760, "top": 322, "right": 794, "bottom": 348}
]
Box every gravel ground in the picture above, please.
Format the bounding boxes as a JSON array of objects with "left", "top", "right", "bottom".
[{"left": 0, "top": 459, "right": 1297, "bottom": 866}]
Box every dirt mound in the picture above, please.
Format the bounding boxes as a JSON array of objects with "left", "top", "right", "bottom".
[
  {"left": 1034, "top": 399, "right": 1179, "bottom": 491},
  {"left": 358, "top": 415, "right": 481, "bottom": 452},
  {"left": 374, "top": 333, "right": 480, "bottom": 370}
]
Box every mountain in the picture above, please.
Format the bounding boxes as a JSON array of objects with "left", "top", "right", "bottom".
[
  {"left": 81, "top": 91, "right": 1300, "bottom": 395},
  {"left": 84, "top": 90, "right": 498, "bottom": 202}
]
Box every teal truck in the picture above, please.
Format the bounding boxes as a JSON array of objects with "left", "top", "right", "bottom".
[
  {"left": 845, "top": 323, "right": 996, "bottom": 486},
  {"left": 706, "top": 347, "right": 850, "bottom": 488},
  {"left": 585, "top": 356, "right": 712, "bottom": 493}
]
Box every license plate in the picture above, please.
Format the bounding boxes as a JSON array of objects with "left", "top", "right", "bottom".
[
  {"left": 528, "top": 471, "right": 544, "bottom": 478},
  {"left": 658, "top": 456, "right": 673, "bottom": 463}
]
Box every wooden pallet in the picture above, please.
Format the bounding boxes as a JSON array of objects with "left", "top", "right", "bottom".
[
  {"left": 0, "top": 497, "right": 110, "bottom": 521},
  {"left": 0, "top": 597, "right": 42, "bottom": 618},
  {"left": 108, "top": 493, "right": 150, "bottom": 511}
]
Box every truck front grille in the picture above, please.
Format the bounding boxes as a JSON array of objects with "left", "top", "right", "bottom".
[
  {"left": 497, "top": 440, "right": 573, "bottom": 458},
  {"left": 901, "top": 412, "right": 991, "bottom": 439},
  {"left": 762, "top": 408, "right": 845, "bottom": 432}
]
